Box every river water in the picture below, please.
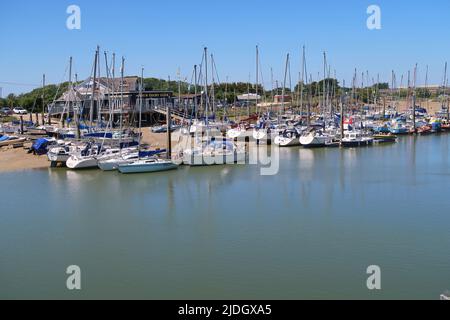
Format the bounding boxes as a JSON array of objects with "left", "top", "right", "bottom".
[{"left": 1, "top": 135, "right": 450, "bottom": 299}]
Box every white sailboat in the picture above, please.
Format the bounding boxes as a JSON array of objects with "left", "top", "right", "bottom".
[
  {"left": 116, "top": 68, "right": 179, "bottom": 174},
  {"left": 299, "top": 129, "right": 333, "bottom": 148},
  {"left": 274, "top": 127, "right": 304, "bottom": 147},
  {"left": 226, "top": 123, "right": 254, "bottom": 140},
  {"left": 66, "top": 146, "right": 101, "bottom": 169},
  {"left": 118, "top": 158, "right": 178, "bottom": 174}
]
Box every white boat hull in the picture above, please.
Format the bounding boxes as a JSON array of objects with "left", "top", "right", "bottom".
[
  {"left": 183, "top": 151, "right": 246, "bottom": 166},
  {"left": 66, "top": 156, "right": 98, "bottom": 169},
  {"left": 227, "top": 129, "right": 252, "bottom": 139},
  {"left": 47, "top": 152, "right": 70, "bottom": 162},
  {"left": 299, "top": 134, "right": 331, "bottom": 148},
  {"left": 253, "top": 129, "right": 267, "bottom": 141},
  {"left": 98, "top": 157, "right": 136, "bottom": 171},
  {"left": 274, "top": 136, "right": 301, "bottom": 147},
  {"left": 118, "top": 160, "right": 178, "bottom": 174}
]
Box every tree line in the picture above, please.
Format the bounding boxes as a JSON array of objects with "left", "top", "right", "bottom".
[{"left": 1, "top": 77, "right": 441, "bottom": 111}]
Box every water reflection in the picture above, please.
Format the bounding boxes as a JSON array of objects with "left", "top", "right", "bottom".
[{"left": 3, "top": 134, "right": 450, "bottom": 299}]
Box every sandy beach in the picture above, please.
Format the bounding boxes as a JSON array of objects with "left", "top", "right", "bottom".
[{"left": 0, "top": 129, "right": 169, "bottom": 173}]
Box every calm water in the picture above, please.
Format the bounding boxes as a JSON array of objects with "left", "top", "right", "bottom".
[{"left": 1, "top": 135, "right": 450, "bottom": 299}]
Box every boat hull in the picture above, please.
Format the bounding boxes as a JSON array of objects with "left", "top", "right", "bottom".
[
  {"left": 47, "top": 152, "right": 70, "bottom": 163},
  {"left": 183, "top": 151, "right": 246, "bottom": 166},
  {"left": 66, "top": 156, "right": 98, "bottom": 169},
  {"left": 274, "top": 136, "right": 301, "bottom": 147},
  {"left": 118, "top": 162, "right": 178, "bottom": 174},
  {"left": 341, "top": 140, "right": 374, "bottom": 148},
  {"left": 0, "top": 138, "right": 26, "bottom": 147},
  {"left": 227, "top": 129, "right": 252, "bottom": 140},
  {"left": 299, "top": 135, "right": 330, "bottom": 148}
]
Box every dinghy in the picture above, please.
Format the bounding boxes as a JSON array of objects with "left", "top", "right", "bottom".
[{"left": 0, "top": 136, "right": 26, "bottom": 147}]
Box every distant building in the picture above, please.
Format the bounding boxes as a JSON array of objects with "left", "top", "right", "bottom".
[
  {"left": 49, "top": 76, "right": 174, "bottom": 125},
  {"left": 274, "top": 95, "right": 292, "bottom": 103}
]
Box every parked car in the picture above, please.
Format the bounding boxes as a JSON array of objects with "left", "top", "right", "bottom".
[
  {"left": 0, "top": 107, "right": 13, "bottom": 116},
  {"left": 13, "top": 107, "right": 28, "bottom": 115}
]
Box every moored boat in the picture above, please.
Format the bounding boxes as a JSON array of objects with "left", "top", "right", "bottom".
[
  {"left": 341, "top": 131, "right": 374, "bottom": 147},
  {"left": 299, "top": 129, "right": 333, "bottom": 148},
  {"left": 274, "top": 127, "right": 302, "bottom": 147},
  {"left": 118, "top": 158, "right": 178, "bottom": 174}
]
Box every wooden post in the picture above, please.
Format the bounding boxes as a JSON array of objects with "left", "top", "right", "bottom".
[
  {"left": 166, "top": 104, "right": 172, "bottom": 160},
  {"left": 20, "top": 116, "right": 24, "bottom": 134}
]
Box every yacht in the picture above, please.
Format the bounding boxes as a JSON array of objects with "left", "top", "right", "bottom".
[{"left": 299, "top": 129, "right": 333, "bottom": 148}]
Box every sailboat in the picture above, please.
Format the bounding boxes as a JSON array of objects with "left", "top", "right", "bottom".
[
  {"left": 118, "top": 157, "right": 178, "bottom": 174},
  {"left": 299, "top": 128, "right": 333, "bottom": 148},
  {"left": 274, "top": 126, "right": 303, "bottom": 147},
  {"left": 183, "top": 48, "right": 247, "bottom": 166},
  {"left": 66, "top": 143, "right": 105, "bottom": 169},
  {"left": 117, "top": 68, "right": 179, "bottom": 174}
]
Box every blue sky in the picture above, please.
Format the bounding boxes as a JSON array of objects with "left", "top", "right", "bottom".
[{"left": 1, "top": 0, "right": 450, "bottom": 96}]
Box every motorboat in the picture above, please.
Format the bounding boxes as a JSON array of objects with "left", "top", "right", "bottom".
[{"left": 341, "top": 131, "right": 374, "bottom": 147}]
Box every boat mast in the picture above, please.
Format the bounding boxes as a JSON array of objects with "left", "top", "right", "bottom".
[
  {"left": 300, "top": 45, "right": 305, "bottom": 121},
  {"left": 224, "top": 76, "right": 228, "bottom": 122},
  {"left": 340, "top": 79, "right": 345, "bottom": 140},
  {"left": 97, "top": 49, "right": 102, "bottom": 126},
  {"left": 210, "top": 55, "right": 215, "bottom": 117},
  {"left": 247, "top": 74, "right": 250, "bottom": 117},
  {"left": 322, "top": 52, "right": 326, "bottom": 127},
  {"left": 194, "top": 65, "right": 198, "bottom": 121},
  {"left": 412, "top": 64, "right": 417, "bottom": 132},
  {"left": 103, "top": 51, "right": 112, "bottom": 130},
  {"left": 444, "top": 62, "right": 448, "bottom": 120},
  {"left": 42, "top": 74, "right": 46, "bottom": 126},
  {"left": 424, "top": 65, "right": 429, "bottom": 111},
  {"left": 281, "top": 53, "right": 289, "bottom": 122},
  {"left": 203, "top": 48, "right": 210, "bottom": 128},
  {"left": 119, "top": 57, "right": 125, "bottom": 154},
  {"left": 139, "top": 67, "right": 144, "bottom": 154},
  {"left": 89, "top": 46, "right": 99, "bottom": 127},
  {"left": 270, "top": 67, "right": 274, "bottom": 114},
  {"left": 256, "top": 45, "right": 259, "bottom": 117}
]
